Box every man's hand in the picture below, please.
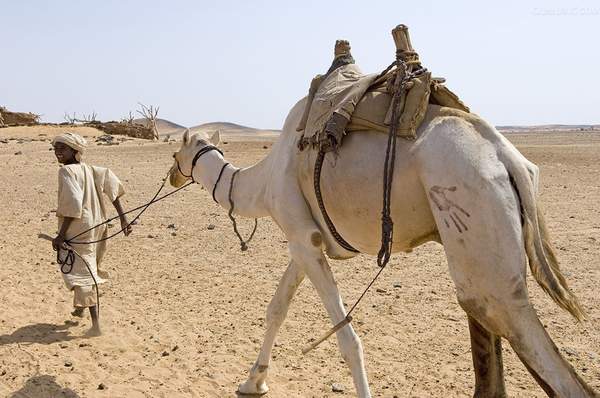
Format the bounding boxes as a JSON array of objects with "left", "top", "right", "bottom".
[
  {"left": 52, "top": 235, "right": 66, "bottom": 251},
  {"left": 120, "top": 218, "right": 133, "bottom": 236}
]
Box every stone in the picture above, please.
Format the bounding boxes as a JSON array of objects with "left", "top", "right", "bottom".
[
  {"left": 64, "top": 361, "right": 73, "bottom": 367},
  {"left": 207, "top": 224, "right": 216, "bottom": 230},
  {"left": 97, "top": 383, "right": 107, "bottom": 390},
  {"left": 332, "top": 383, "right": 345, "bottom": 392},
  {"left": 14, "top": 151, "right": 22, "bottom": 155},
  {"left": 161, "top": 351, "right": 170, "bottom": 357}
]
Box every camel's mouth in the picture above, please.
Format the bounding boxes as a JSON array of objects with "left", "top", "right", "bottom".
[{"left": 169, "top": 162, "right": 186, "bottom": 187}]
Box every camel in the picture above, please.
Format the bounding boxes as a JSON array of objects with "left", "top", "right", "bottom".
[{"left": 168, "top": 102, "right": 597, "bottom": 397}]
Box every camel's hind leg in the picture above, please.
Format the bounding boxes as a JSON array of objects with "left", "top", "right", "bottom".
[
  {"left": 238, "top": 260, "right": 305, "bottom": 395},
  {"left": 418, "top": 116, "right": 596, "bottom": 396},
  {"left": 468, "top": 315, "right": 507, "bottom": 398}
]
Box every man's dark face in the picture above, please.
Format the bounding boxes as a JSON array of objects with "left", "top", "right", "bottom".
[{"left": 53, "top": 142, "right": 77, "bottom": 164}]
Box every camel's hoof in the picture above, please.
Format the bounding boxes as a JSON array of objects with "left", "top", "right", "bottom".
[{"left": 237, "top": 380, "right": 269, "bottom": 396}]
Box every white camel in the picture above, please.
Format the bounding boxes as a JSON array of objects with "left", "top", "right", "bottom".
[{"left": 169, "top": 102, "right": 597, "bottom": 397}]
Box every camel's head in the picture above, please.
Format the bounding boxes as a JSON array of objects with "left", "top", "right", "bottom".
[{"left": 169, "top": 129, "right": 221, "bottom": 187}]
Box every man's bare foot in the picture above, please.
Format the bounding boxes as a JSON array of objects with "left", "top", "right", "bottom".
[
  {"left": 71, "top": 308, "right": 84, "bottom": 318},
  {"left": 84, "top": 326, "right": 102, "bottom": 337}
]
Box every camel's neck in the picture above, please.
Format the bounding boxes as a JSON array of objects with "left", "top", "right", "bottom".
[{"left": 193, "top": 150, "right": 270, "bottom": 218}]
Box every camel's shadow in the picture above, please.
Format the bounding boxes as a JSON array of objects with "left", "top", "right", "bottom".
[
  {"left": 7, "top": 374, "right": 81, "bottom": 398},
  {"left": 0, "top": 322, "right": 78, "bottom": 346}
]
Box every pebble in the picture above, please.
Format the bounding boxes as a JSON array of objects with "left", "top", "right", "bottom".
[
  {"left": 161, "top": 351, "right": 170, "bottom": 357},
  {"left": 1, "top": 369, "right": 6, "bottom": 376},
  {"left": 97, "top": 383, "right": 107, "bottom": 390},
  {"left": 376, "top": 288, "right": 387, "bottom": 294},
  {"left": 172, "top": 345, "right": 179, "bottom": 352},
  {"left": 64, "top": 361, "right": 73, "bottom": 367},
  {"left": 167, "top": 223, "right": 176, "bottom": 229},
  {"left": 147, "top": 234, "right": 155, "bottom": 239},
  {"left": 207, "top": 224, "right": 216, "bottom": 230},
  {"left": 563, "top": 347, "right": 579, "bottom": 357},
  {"left": 332, "top": 383, "right": 345, "bottom": 392},
  {"left": 14, "top": 151, "right": 22, "bottom": 155},
  {"left": 392, "top": 282, "right": 402, "bottom": 288},
  {"left": 59, "top": 343, "right": 68, "bottom": 349}
]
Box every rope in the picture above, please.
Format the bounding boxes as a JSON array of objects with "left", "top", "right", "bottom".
[
  {"left": 55, "top": 244, "right": 101, "bottom": 317},
  {"left": 212, "top": 162, "right": 229, "bottom": 203},
  {"left": 377, "top": 61, "right": 405, "bottom": 267},
  {"left": 67, "top": 177, "right": 194, "bottom": 245},
  {"left": 227, "top": 169, "right": 258, "bottom": 251}
]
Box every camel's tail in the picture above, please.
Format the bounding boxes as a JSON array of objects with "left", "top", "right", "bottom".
[{"left": 500, "top": 146, "right": 586, "bottom": 322}]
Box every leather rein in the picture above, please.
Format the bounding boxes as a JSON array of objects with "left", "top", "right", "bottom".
[{"left": 175, "top": 144, "right": 257, "bottom": 251}]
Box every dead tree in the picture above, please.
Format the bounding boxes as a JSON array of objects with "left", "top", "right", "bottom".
[
  {"left": 137, "top": 103, "right": 160, "bottom": 140},
  {"left": 64, "top": 112, "right": 77, "bottom": 125},
  {"left": 82, "top": 111, "right": 98, "bottom": 123},
  {"left": 121, "top": 111, "right": 135, "bottom": 124}
]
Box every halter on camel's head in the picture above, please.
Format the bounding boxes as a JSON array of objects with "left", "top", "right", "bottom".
[{"left": 170, "top": 128, "right": 221, "bottom": 187}]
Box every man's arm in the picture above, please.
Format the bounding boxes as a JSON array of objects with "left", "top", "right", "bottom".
[
  {"left": 112, "top": 197, "right": 132, "bottom": 236},
  {"left": 53, "top": 217, "right": 74, "bottom": 250}
]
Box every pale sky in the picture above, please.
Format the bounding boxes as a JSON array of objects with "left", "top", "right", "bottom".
[{"left": 2, "top": 0, "right": 599, "bottom": 129}]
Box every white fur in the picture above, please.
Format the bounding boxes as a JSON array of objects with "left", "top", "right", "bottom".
[{"left": 170, "top": 104, "right": 594, "bottom": 397}]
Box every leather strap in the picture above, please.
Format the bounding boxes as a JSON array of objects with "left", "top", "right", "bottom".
[{"left": 314, "top": 150, "right": 359, "bottom": 253}]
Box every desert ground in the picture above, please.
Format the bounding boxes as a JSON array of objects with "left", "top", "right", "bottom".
[{"left": 0, "top": 125, "right": 598, "bottom": 397}]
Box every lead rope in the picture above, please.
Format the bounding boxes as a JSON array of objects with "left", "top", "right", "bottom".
[
  {"left": 377, "top": 59, "right": 409, "bottom": 268},
  {"left": 227, "top": 169, "right": 257, "bottom": 251}
]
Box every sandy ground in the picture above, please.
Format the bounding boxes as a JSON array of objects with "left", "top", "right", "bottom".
[{"left": 0, "top": 127, "right": 599, "bottom": 397}]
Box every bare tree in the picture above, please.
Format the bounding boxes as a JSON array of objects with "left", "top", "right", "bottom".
[
  {"left": 121, "top": 111, "right": 135, "bottom": 124},
  {"left": 64, "top": 112, "right": 77, "bottom": 125},
  {"left": 82, "top": 111, "right": 98, "bottom": 123},
  {"left": 136, "top": 103, "right": 160, "bottom": 140}
]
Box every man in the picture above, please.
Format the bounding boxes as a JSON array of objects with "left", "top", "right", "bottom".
[{"left": 52, "top": 132, "right": 132, "bottom": 336}]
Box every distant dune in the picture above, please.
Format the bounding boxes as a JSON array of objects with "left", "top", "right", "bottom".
[
  {"left": 132, "top": 118, "right": 187, "bottom": 137},
  {"left": 497, "top": 124, "right": 600, "bottom": 133},
  {"left": 188, "top": 122, "right": 280, "bottom": 141}
]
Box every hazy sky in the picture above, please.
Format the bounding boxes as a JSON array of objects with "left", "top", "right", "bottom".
[{"left": 2, "top": 1, "right": 599, "bottom": 129}]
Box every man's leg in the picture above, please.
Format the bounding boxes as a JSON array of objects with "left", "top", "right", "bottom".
[{"left": 88, "top": 306, "right": 101, "bottom": 336}]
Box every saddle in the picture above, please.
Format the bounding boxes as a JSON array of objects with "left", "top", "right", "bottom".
[
  {"left": 299, "top": 25, "right": 471, "bottom": 259},
  {"left": 297, "top": 28, "right": 469, "bottom": 153}
]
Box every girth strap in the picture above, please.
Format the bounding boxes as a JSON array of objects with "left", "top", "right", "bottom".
[{"left": 314, "top": 150, "right": 359, "bottom": 253}]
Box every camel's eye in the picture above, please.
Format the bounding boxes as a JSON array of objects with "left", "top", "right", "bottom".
[{"left": 172, "top": 153, "right": 176, "bottom": 159}]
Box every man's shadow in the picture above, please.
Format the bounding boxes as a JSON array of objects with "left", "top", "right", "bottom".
[
  {"left": 6, "top": 374, "right": 80, "bottom": 398},
  {"left": 0, "top": 322, "right": 78, "bottom": 346}
]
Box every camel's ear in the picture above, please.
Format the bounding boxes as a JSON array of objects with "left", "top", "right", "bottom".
[
  {"left": 209, "top": 130, "right": 221, "bottom": 146},
  {"left": 182, "top": 128, "right": 190, "bottom": 144}
]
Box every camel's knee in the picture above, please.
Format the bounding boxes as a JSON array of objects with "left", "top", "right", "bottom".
[
  {"left": 458, "top": 296, "right": 510, "bottom": 338},
  {"left": 337, "top": 327, "right": 363, "bottom": 360},
  {"left": 266, "top": 300, "right": 286, "bottom": 326}
]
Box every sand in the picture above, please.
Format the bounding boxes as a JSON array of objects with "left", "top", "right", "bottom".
[{"left": 0, "top": 127, "right": 598, "bottom": 397}]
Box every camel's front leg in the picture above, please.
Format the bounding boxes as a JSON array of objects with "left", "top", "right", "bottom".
[
  {"left": 289, "top": 234, "right": 371, "bottom": 398},
  {"left": 238, "top": 260, "right": 305, "bottom": 395}
]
